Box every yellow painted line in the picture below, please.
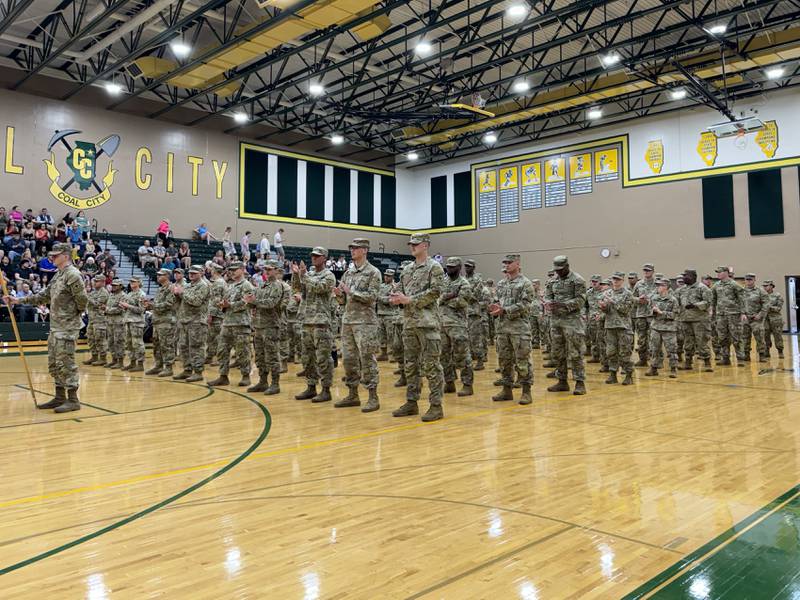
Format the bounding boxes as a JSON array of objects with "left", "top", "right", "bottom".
[
  {"left": 0, "top": 403, "right": 524, "bottom": 510},
  {"left": 639, "top": 487, "right": 800, "bottom": 599}
]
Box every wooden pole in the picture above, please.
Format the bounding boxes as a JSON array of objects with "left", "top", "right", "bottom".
[{"left": 0, "top": 272, "right": 38, "bottom": 408}]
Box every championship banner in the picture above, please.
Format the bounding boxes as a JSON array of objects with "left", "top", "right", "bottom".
[
  {"left": 696, "top": 131, "right": 718, "bottom": 166},
  {"left": 568, "top": 153, "right": 592, "bottom": 195},
  {"left": 477, "top": 169, "right": 498, "bottom": 228},
  {"left": 594, "top": 148, "right": 619, "bottom": 182},
  {"left": 521, "top": 162, "right": 542, "bottom": 209},
  {"left": 544, "top": 157, "right": 566, "bottom": 207},
  {"left": 645, "top": 139, "right": 664, "bottom": 174},
  {"left": 755, "top": 120, "right": 778, "bottom": 158},
  {"left": 499, "top": 166, "right": 520, "bottom": 224}
]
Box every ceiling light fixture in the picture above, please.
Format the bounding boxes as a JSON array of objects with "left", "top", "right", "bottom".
[
  {"left": 765, "top": 67, "right": 785, "bottom": 80},
  {"left": 600, "top": 52, "right": 621, "bottom": 67},
  {"left": 483, "top": 131, "right": 498, "bottom": 144},
  {"left": 587, "top": 107, "right": 603, "bottom": 120},
  {"left": 415, "top": 40, "right": 433, "bottom": 56},
  {"left": 232, "top": 112, "right": 249, "bottom": 124},
  {"left": 104, "top": 81, "right": 122, "bottom": 95},
  {"left": 512, "top": 80, "right": 530, "bottom": 93},
  {"left": 330, "top": 134, "right": 345, "bottom": 145},
  {"left": 706, "top": 23, "right": 727, "bottom": 35},
  {"left": 309, "top": 82, "right": 325, "bottom": 96},
  {"left": 170, "top": 41, "right": 191, "bottom": 58},
  {"left": 407, "top": 151, "right": 419, "bottom": 161},
  {"left": 506, "top": 4, "right": 528, "bottom": 18},
  {"left": 670, "top": 88, "right": 687, "bottom": 100}
]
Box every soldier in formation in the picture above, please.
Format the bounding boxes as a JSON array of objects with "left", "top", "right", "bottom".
[
  {"left": 293, "top": 247, "right": 336, "bottom": 403},
  {"left": 104, "top": 279, "right": 126, "bottom": 369},
  {"left": 490, "top": 254, "right": 534, "bottom": 405},
  {"left": 740, "top": 273, "right": 769, "bottom": 362},
  {"left": 205, "top": 263, "right": 226, "bottom": 365},
  {"left": 675, "top": 269, "right": 713, "bottom": 372},
  {"left": 146, "top": 268, "right": 178, "bottom": 377},
  {"left": 529, "top": 279, "right": 543, "bottom": 349},
  {"left": 173, "top": 265, "right": 210, "bottom": 381},
  {"left": 5, "top": 243, "right": 88, "bottom": 412},
  {"left": 439, "top": 257, "right": 474, "bottom": 398},
  {"left": 121, "top": 276, "right": 146, "bottom": 372},
  {"left": 544, "top": 256, "right": 587, "bottom": 395},
  {"left": 84, "top": 274, "right": 109, "bottom": 366},
  {"left": 390, "top": 233, "right": 445, "bottom": 422},
  {"left": 585, "top": 275, "right": 603, "bottom": 365},
  {"left": 632, "top": 264, "right": 656, "bottom": 366},
  {"left": 712, "top": 266, "right": 745, "bottom": 366},
  {"left": 762, "top": 280, "right": 784, "bottom": 358},
  {"left": 599, "top": 272, "right": 634, "bottom": 385},
  {"left": 209, "top": 261, "right": 254, "bottom": 387},
  {"left": 646, "top": 278, "right": 680, "bottom": 378},
  {"left": 464, "top": 259, "right": 487, "bottom": 370},
  {"left": 390, "top": 265, "right": 408, "bottom": 387},
  {"left": 247, "top": 259, "right": 287, "bottom": 395}
]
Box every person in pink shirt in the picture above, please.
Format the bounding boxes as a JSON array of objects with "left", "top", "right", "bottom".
[{"left": 156, "top": 218, "right": 170, "bottom": 244}]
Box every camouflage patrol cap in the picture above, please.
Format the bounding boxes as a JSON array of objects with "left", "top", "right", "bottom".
[
  {"left": 502, "top": 254, "right": 520, "bottom": 263},
  {"left": 209, "top": 263, "right": 224, "bottom": 272},
  {"left": 642, "top": 263, "right": 654, "bottom": 271},
  {"left": 464, "top": 259, "right": 476, "bottom": 267},
  {"left": 590, "top": 274, "right": 601, "bottom": 282},
  {"left": 702, "top": 274, "right": 713, "bottom": 280},
  {"left": 111, "top": 278, "right": 123, "bottom": 287},
  {"left": 93, "top": 274, "right": 106, "bottom": 282},
  {"left": 265, "top": 259, "right": 282, "bottom": 269},
  {"left": 445, "top": 256, "right": 463, "bottom": 267},
  {"left": 627, "top": 271, "right": 638, "bottom": 278},
  {"left": 129, "top": 276, "right": 141, "bottom": 283},
  {"left": 600, "top": 278, "right": 611, "bottom": 286},
  {"left": 384, "top": 269, "right": 395, "bottom": 276},
  {"left": 228, "top": 260, "right": 245, "bottom": 269},
  {"left": 348, "top": 237, "right": 370, "bottom": 249},
  {"left": 656, "top": 278, "right": 670, "bottom": 286},
  {"left": 408, "top": 233, "right": 430, "bottom": 245},
  {"left": 552, "top": 255, "right": 568, "bottom": 267},
  {"left": 612, "top": 271, "right": 625, "bottom": 280},
  {"left": 532, "top": 278, "right": 540, "bottom": 284},
  {"left": 655, "top": 272, "right": 665, "bottom": 279},
  {"left": 715, "top": 265, "right": 730, "bottom": 273},
  {"left": 156, "top": 269, "right": 171, "bottom": 277},
  {"left": 173, "top": 268, "right": 185, "bottom": 275},
  {"left": 486, "top": 279, "right": 494, "bottom": 285},
  {"left": 188, "top": 264, "right": 204, "bottom": 274},
  {"left": 547, "top": 270, "right": 555, "bottom": 276},
  {"left": 745, "top": 273, "right": 756, "bottom": 280},
  {"left": 48, "top": 242, "right": 72, "bottom": 256},
  {"left": 310, "top": 246, "right": 328, "bottom": 257},
  {"left": 763, "top": 279, "right": 774, "bottom": 286}
]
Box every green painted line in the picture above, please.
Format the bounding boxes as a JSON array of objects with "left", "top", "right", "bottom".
[
  {"left": 623, "top": 483, "right": 800, "bottom": 599},
  {"left": 0, "top": 387, "right": 271, "bottom": 576}
]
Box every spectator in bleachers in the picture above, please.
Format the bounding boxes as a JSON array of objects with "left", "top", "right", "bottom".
[
  {"left": 3, "top": 219, "right": 19, "bottom": 245},
  {"left": 20, "top": 220, "right": 35, "bottom": 252},
  {"left": 0, "top": 207, "right": 8, "bottom": 235},
  {"left": 98, "top": 248, "right": 116, "bottom": 271},
  {"left": 222, "top": 226, "right": 235, "bottom": 257},
  {"left": 75, "top": 210, "right": 89, "bottom": 236},
  {"left": 14, "top": 281, "right": 35, "bottom": 322},
  {"left": 68, "top": 222, "right": 83, "bottom": 250},
  {"left": 165, "top": 240, "right": 178, "bottom": 263},
  {"left": 274, "top": 228, "right": 285, "bottom": 260},
  {"left": 35, "top": 207, "right": 54, "bottom": 230},
  {"left": 178, "top": 241, "right": 191, "bottom": 269},
  {"left": 83, "top": 238, "right": 97, "bottom": 259},
  {"left": 38, "top": 252, "right": 57, "bottom": 275},
  {"left": 194, "top": 222, "right": 216, "bottom": 244},
  {"left": 153, "top": 238, "right": 166, "bottom": 267},
  {"left": 34, "top": 223, "right": 50, "bottom": 252},
  {"left": 156, "top": 218, "right": 170, "bottom": 244},
  {"left": 6, "top": 231, "right": 25, "bottom": 261},
  {"left": 54, "top": 223, "right": 67, "bottom": 244},
  {"left": 335, "top": 255, "right": 347, "bottom": 272},
  {"left": 138, "top": 239, "right": 157, "bottom": 270},
  {"left": 16, "top": 256, "right": 34, "bottom": 280},
  {"left": 9, "top": 206, "right": 23, "bottom": 224},
  {"left": 1, "top": 255, "right": 13, "bottom": 279},
  {"left": 240, "top": 230, "right": 251, "bottom": 261},
  {"left": 61, "top": 211, "right": 74, "bottom": 226},
  {"left": 258, "top": 233, "right": 271, "bottom": 258},
  {"left": 162, "top": 254, "right": 178, "bottom": 271}
]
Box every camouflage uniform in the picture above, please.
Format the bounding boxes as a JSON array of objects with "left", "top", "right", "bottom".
[
  {"left": 740, "top": 276, "right": 769, "bottom": 360},
  {"left": 339, "top": 248, "right": 382, "bottom": 396},
  {"left": 464, "top": 263, "right": 487, "bottom": 366},
  {"left": 123, "top": 283, "right": 147, "bottom": 366},
  {"left": 763, "top": 283, "right": 784, "bottom": 356},
  {"left": 217, "top": 271, "right": 255, "bottom": 378},
  {"left": 439, "top": 262, "right": 474, "bottom": 389},
  {"left": 649, "top": 288, "right": 680, "bottom": 370},
  {"left": 632, "top": 268, "right": 657, "bottom": 363},
  {"left": 279, "top": 279, "right": 293, "bottom": 364},
  {"left": 399, "top": 250, "right": 444, "bottom": 409},
  {"left": 712, "top": 269, "right": 745, "bottom": 363},
  {"left": 594, "top": 282, "right": 609, "bottom": 369},
  {"left": 293, "top": 256, "right": 337, "bottom": 389},
  {"left": 104, "top": 284, "right": 126, "bottom": 366},
  {"left": 702, "top": 276, "right": 720, "bottom": 357},
  {"left": 252, "top": 269, "right": 288, "bottom": 386},
  {"left": 545, "top": 258, "right": 587, "bottom": 384},
  {"left": 585, "top": 276, "right": 603, "bottom": 363},
  {"left": 494, "top": 265, "right": 534, "bottom": 389},
  {"left": 529, "top": 280, "right": 543, "bottom": 349},
  {"left": 150, "top": 276, "right": 178, "bottom": 372},
  {"left": 179, "top": 270, "right": 210, "bottom": 374},
  {"left": 85, "top": 278, "right": 109, "bottom": 363},
  {"left": 18, "top": 255, "right": 88, "bottom": 395},
  {"left": 601, "top": 277, "right": 634, "bottom": 378},
  {"left": 390, "top": 264, "right": 408, "bottom": 372},
  {"left": 377, "top": 274, "right": 397, "bottom": 357},
  {"left": 285, "top": 292, "right": 302, "bottom": 362},
  {"left": 676, "top": 279, "right": 713, "bottom": 366},
  {"left": 205, "top": 269, "right": 226, "bottom": 363}
]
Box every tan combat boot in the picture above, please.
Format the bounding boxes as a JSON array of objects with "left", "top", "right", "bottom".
[
  {"left": 185, "top": 371, "right": 204, "bottom": 383},
  {"left": 54, "top": 389, "right": 80, "bottom": 413},
  {"left": 295, "top": 385, "right": 317, "bottom": 400},
  {"left": 208, "top": 374, "right": 230, "bottom": 387},
  {"left": 443, "top": 381, "right": 456, "bottom": 394},
  {"left": 145, "top": 364, "right": 163, "bottom": 375},
  {"left": 457, "top": 384, "right": 473, "bottom": 397},
  {"left": 492, "top": 386, "right": 513, "bottom": 402},
  {"left": 129, "top": 361, "right": 144, "bottom": 373},
  {"left": 311, "top": 386, "right": 331, "bottom": 403},
  {"left": 421, "top": 404, "right": 443, "bottom": 422},
  {"left": 335, "top": 386, "right": 360, "bottom": 408},
  {"left": 82, "top": 354, "right": 96, "bottom": 365},
  {"left": 392, "top": 401, "right": 419, "bottom": 417},
  {"left": 38, "top": 386, "right": 66, "bottom": 410},
  {"left": 518, "top": 383, "right": 532, "bottom": 405},
  {"left": 573, "top": 381, "right": 587, "bottom": 395},
  {"left": 547, "top": 379, "right": 570, "bottom": 392},
  {"left": 361, "top": 389, "right": 380, "bottom": 413},
  {"left": 622, "top": 372, "right": 633, "bottom": 385}
]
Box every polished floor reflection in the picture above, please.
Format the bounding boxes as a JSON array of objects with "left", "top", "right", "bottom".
[{"left": 1, "top": 337, "right": 798, "bottom": 598}]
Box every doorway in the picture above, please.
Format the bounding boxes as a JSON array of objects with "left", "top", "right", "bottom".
[{"left": 786, "top": 277, "right": 799, "bottom": 333}]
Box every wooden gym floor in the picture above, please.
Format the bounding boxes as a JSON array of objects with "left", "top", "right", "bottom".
[{"left": 1, "top": 339, "right": 799, "bottom": 599}]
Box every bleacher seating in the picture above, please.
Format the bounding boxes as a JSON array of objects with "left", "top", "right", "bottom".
[{"left": 102, "top": 232, "right": 413, "bottom": 283}]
